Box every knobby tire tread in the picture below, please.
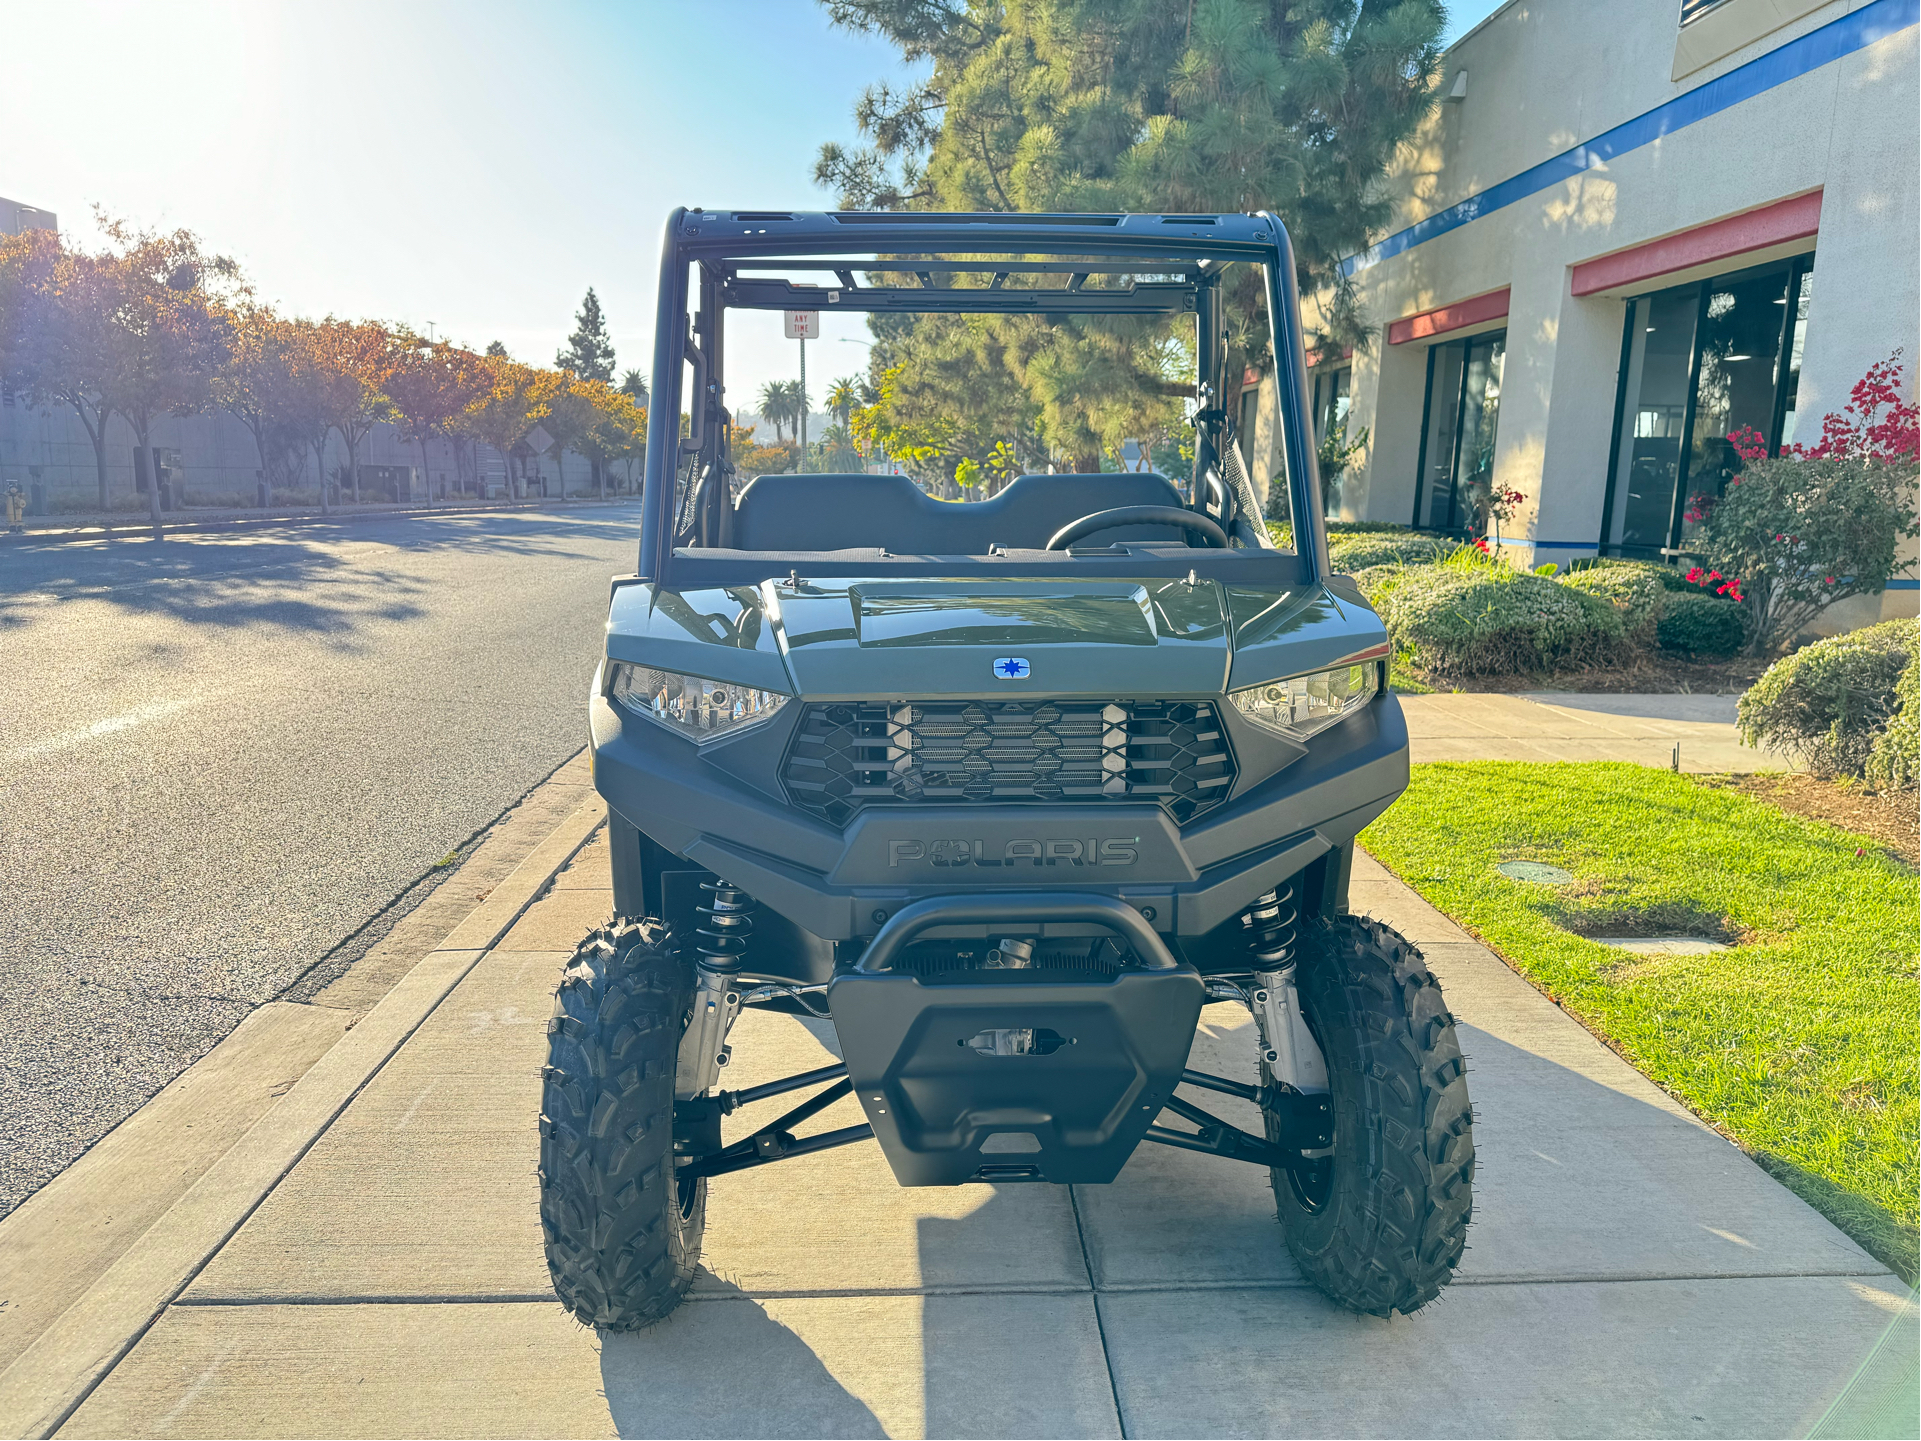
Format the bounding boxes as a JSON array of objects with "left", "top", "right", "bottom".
[
  {"left": 1271, "top": 913, "right": 1476, "bottom": 1317},
  {"left": 539, "top": 917, "right": 703, "bottom": 1329}
]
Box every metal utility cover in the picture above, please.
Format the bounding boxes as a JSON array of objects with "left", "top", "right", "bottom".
[{"left": 1497, "top": 860, "right": 1575, "bottom": 885}]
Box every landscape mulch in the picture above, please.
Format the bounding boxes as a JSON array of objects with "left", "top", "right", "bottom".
[{"left": 1697, "top": 773, "right": 1920, "bottom": 867}]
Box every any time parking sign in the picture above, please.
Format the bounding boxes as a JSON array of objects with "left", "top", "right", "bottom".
[{"left": 783, "top": 311, "right": 820, "bottom": 340}]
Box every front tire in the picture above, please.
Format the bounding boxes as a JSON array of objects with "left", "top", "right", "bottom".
[
  {"left": 539, "top": 918, "right": 705, "bottom": 1329},
  {"left": 1268, "top": 914, "right": 1474, "bottom": 1316}
]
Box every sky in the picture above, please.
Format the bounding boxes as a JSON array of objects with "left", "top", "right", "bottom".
[{"left": 2, "top": 0, "right": 1508, "bottom": 418}]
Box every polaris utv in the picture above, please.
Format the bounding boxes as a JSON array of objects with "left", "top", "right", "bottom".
[{"left": 540, "top": 208, "right": 1473, "bottom": 1330}]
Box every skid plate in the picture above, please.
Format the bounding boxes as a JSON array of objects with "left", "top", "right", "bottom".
[{"left": 827, "top": 967, "right": 1205, "bottom": 1185}]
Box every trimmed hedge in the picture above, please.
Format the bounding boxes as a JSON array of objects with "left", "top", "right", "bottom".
[
  {"left": 1372, "top": 562, "right": 1624, "bottom": 675},
  {"left": 1737, "top": 619, "right": 1918, "bottom": 778},
  {"left": 1867, "top": 652, "right": 1919, "bottom": 788},
  {"left": 1558, "top": 563, "right": 1666, "bottom": 640},
  {"left": 1656, "top": 592, "right": 1745, "bottom": 658},
  {"left": 1328, "top": 532, "right": 1457, "bottom": 571}
]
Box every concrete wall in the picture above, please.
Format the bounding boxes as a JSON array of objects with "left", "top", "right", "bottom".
[
  {"left": 0, "top": 394, "right": 626, "bottom": 514},
  {"left": 1317, "top": 0, "right": 1918, "bottom": 624}
]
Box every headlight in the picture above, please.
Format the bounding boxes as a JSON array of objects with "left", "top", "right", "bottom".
[
  {"left": 1230, "top": 660, "right": 1380, "bottom": 739},
  {"left": 605, "top": 661, "right": 790, "bottom": 742}
]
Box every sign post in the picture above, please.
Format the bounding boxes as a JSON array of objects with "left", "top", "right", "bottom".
[{"left": 785, "top": 312, "right": 819, "bottom": 472}]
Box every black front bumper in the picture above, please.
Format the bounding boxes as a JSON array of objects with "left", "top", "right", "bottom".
[{"left": 828, "top": 892, "right": 1205, "bottom": 1185}]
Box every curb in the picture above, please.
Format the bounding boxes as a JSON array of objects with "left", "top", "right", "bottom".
[
  {"left": 12, "top": 497, "right": 638, "bottom": 544},
  {"left": 0, "top": 795, "right": 606, "bottom": 1441}
]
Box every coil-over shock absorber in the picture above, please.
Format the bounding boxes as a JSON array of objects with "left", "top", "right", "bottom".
[
  {"left": 676, "top": 880, "right": 755, "bottom": 1099},
  {"left": 1241, "top": 885, "right": 1329, "bottom": 1095}
]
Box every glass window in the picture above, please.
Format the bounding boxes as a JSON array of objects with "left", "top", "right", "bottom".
[
  {"left": 1313, "top": 367, "right": 1351, "bottom": 445},
  {"left": 1602, "top": 254, "right": 1813, "bottom": 557},
  {"left": 1415, "top": 332, "right": 1505, "bottom": 532}
]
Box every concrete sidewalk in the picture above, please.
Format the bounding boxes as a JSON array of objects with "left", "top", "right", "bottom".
[
  {"left": 3, "top": 809, "right": 1909, "bottom": 1437},
  {"left": 1400, "top": 691, "right": 1795, "bottom": 772}
]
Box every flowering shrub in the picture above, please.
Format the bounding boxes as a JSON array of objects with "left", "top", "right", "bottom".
[
  {"left": 1738, "top": 619, "right": 1917, "bottom": 777},
  {"left": 1687, "top": 354, "right": 1920, "bottom": 655}
]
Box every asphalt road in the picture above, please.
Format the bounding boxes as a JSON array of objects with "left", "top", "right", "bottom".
[{"left": 0, "top": 505, "right": 641, "bottom": 1215}]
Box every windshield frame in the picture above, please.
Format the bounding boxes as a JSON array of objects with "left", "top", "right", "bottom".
[{"left": 636, "top": 209, "right": 1327, "bottom": 589}]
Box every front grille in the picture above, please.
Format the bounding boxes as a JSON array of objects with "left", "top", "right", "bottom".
[{"left": 781, "top": 699, "right": 1236, "bottom": 828}]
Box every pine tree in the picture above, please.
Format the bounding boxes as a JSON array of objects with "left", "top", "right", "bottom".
[
  {"left": 556, "top": 288, "right": 616, "bottom": 382},
  {"left": 813, "top": 0, "right": 1447, "bottom": 467}
]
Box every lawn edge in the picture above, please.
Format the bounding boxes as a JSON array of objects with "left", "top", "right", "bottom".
[{"left": 1359, "top": 808, "right": 1920, "bottom": 1288}]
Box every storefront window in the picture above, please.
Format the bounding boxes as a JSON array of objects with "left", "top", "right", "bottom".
[
  {"left": 1312, "top": 367, "right": 1351, "bottom": 445},
  {"left": 1414, "top": 332, "right": 1505, "bottom": 532},
  {"left": 1602, "top": 254, "right": 1813, "bottom": 557}
]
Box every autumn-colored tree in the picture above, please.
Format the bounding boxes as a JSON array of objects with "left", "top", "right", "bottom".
[
  {"left": 213, "top": 303, "right": 309, "bottom": 495},
  {"left": 569, "top": 377, "right": 646, "bottom": 499},
  {"left": 386, "top": 334, "right": 489, "bottom": 503},
  {"left": 463, "top": 354, "right": 551, "bottom": 499},
  {"left": 89, "top": 217, "right": 242, "bottom": 537},
  {"left": 309, "top": 319, "right": 396, "bottom": 504},
  {"left": 0, "top": 229, "right": 124, "bottom": 510}
]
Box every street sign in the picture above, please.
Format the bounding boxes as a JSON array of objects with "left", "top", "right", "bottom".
[
  {"left": 784, "top": 311, "right": 820, "bottom": 340},
  {"left": 523, "top": 423, "right": 555, "bottom": 454}
]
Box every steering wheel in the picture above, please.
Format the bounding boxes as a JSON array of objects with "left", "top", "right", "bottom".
[{"left": 1046, "top": 504, "right": 1230, "bottom": 551}]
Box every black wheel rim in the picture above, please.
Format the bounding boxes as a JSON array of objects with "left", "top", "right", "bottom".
[
  {"left": 1279, "top": 1002, "right": 1334, "bottom": 1214},
  {"left": 1286, "top": 1150, "right": 1334, "bottom": 1213}
]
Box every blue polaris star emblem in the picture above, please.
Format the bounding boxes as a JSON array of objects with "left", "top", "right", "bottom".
[{"left": 993, "top": 657, "right": 1031, "bottom": 679}]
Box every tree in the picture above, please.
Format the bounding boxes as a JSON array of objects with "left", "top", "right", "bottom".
[
  {"left": 572, "top": 377, "right": 647, "bottom": 499},
  {"left": 1695, "top": 367, "right": 1921, "bottom": 655},
  {"left": 88, "top": 218, "right": 241, "bottom": 538},
  {"left": 757, "top": 379, "right": 796, "bottom": 443},
  {"left": 0, "top": 229, "right": 123, "bottom": 510},
  {"left": 387, "top": 334, "right": 489, "bottom": 503},
  {"left": 214, "top": 303, "right": 309, "bottom": 497},
  {"left": 620, "top": 369, "right": 649, "bottom": 406},
  {"left": 463, "top": 354, "right": 551, "bottom": 499},
  {"left": 826, "top": 375, "right": 861, "bottom": 430},
  {"left": 557, "top": 287, "right": 616, "bottom": 382},
  {"left": 814, "top": 0, "right": 1448, "bottom": 460},
  {"left": 313, "top": 319, "right": 394, "bottom": 504},
  {"left": 486, "top": 339, "right": 509, "bottom": 357}
]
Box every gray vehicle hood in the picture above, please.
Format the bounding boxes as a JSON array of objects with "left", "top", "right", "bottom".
[{"left": 605, "top": 576, "right": 1386, "bottom": 699}]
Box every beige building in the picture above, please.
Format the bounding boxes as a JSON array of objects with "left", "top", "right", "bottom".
[{"left": 1250, "top": 0, "right": 1918, "bottom": 629}]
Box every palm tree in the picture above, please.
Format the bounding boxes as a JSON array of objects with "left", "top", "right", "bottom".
[
  {"left": 826, "top": 376, "right": 859, "bottom": 429},
  {"left": 757, "top": 379, "right": 790, "bottom": 442}
]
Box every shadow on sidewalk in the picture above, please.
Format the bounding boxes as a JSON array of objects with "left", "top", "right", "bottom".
[{"left": 600, "top": 1278, "right": 885, "bottom": 1439}]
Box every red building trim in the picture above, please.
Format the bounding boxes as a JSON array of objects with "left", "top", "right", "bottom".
[
  {"left": 1386, "top": 288, "right": 1511, "bottom": 346},
  {"left": 1570, "top": 190, "right": 1822, "bottom": 297},
  {"left": 1302, "top": 344, "right": 1356, "bottom": 370}
]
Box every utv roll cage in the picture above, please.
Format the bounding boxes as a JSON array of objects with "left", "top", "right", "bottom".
[{"left": 635, "top": 209, "right": 1329, "bottom": 588}]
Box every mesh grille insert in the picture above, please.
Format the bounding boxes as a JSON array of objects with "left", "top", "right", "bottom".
[{"left": 781, "top": 699, "right": 1235, "bottom": 828}]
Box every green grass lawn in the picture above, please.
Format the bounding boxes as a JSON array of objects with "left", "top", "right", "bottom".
[{"left": 1361, "top": 761, "right": 1920, "bottom": 1281}]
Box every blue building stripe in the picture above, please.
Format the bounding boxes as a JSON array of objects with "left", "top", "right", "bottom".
[{"left": 1343, "top": 0, "right": 1919, "bottom": 277}]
